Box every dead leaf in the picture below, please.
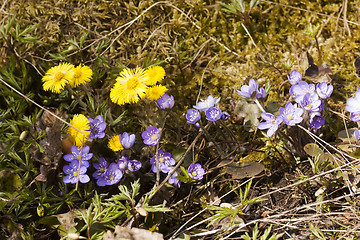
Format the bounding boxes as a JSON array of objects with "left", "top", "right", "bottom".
[
  {"left": 301, "top": 51, "right": 332, "bottom": 83},
  {"left": 103, "top": 226, "right": 164, "bottom": 240},
  {"left": 303, "top": 143, "right": 323, "bottom": 157},
  {"left": 222, "top": 161, "right": 264, "bottom": 179},
  {"left": 55, "top": 211, "right": 78, "bottom": 231}
]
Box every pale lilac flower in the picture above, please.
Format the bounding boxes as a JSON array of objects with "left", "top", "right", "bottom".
[
  {"left": 142, "top": 126, "right": 160, "bottom": 146},
  {"left": 193, "top": 95, "right": 221, "bottom": 112},
  {"left": 221, "top": 112, "right": 230, "bottom": 120},
  {"left": 289, "top": 81, "right": 316, "bottom": 103},
  {"left": 345, "top": 87, "right": 360, "bottom": 113},
  {"left": 120, "top": 132, "right": 135, "bottom": 149},
  {"left": 300, "top": 93, "right": 322, "bottom": 112},
  {"left": 316, "top": 82, "right": 333, "bottom": 99},
  {"left": 279, "top": 102, "right": 303, "bottom": 126},
  {"left": 288, "top": 70, "right": 302, "bottom": 85},
  {"left": 88, "top": 115, "right": 106, "bottom": 139},
  {"left": 93, "top": 157, "right": 108, "bottom": 186},
  {"left": 258, "top": 113, "right": 283, "bottom": 137},
  {"left": 168, "top": 171, "right": 181, "bottom": 188},
  {"left": 355, "top": 129, "right": 360, "bottom": 141},
  {"left": 205, "top": 107, "right": 222, "bottom": 122},
  {"left": 150, "top": 150, "right": 175, "bottom": 173},
  {"left": 237, "top": 79, "right": 266, "bottom": 99},
  {"left": 127, "top": 160, "right": 142, "bottom": 172},
  {"left": 188, "top": 163, "right": 205, "bottom": 180},
  {"left": 186, "top": 109, "right": 201, "bottom": 124},
  {"left": 103, "top": 163, "right": 123, "bottom": 185},
  {"left": 157, "top": 94, "right": 175, "bottom": 109},
  {"left": 63, "top": 160, "right": 90, "bottom": 184},
  {"left": 117, "top": 154, "right": 129, "bottom": 171},
  {"left": 63, "top": 145, "right": 92, "bottom": 168},
  {"left": 350, "top": 112, "right": 360, "bottom": 122},
  {"left": 309, "top": 112, "right": 325, "bottom": 129}
]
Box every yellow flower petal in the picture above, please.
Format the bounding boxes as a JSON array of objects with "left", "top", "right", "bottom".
[
  {"left": 144, "top": 66, "right": 165, "bottom": 85},
  {"left": 108, "top": 135, "right": 123, "bottom": 151},
  {"left": 68, "top": 114, "right": 90, "bottom": 147},
  {"left": 145, "top": 85, "right": 167, "bottom": 101}
]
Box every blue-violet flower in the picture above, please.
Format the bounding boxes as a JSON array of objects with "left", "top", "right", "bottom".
[
  {"left": 279, "top": 102, "right": 303, "bottom": 126},
  {"left": 120, "top": 132, "right": 135, "bottom": 149},
  {"left": 157, "top": 94, "right": 175, "bottom": 109},
  {"left": 205, "top": 107, "right": 222, "bottom": 122},
  {"left": 186, "top": 109, "right": 201, "bottom": 124},
  {"left": 193, "top": 95, "right": 220, "bottom": 112},
  {"left": 288, "top": 70, "right": 302, "bottom": 85},
  {"left": 150, "top": 149, "right": 175, "bottom": 173},
  {"left": 316, "top": 82, "right": 333, "bottom": 99},
  {"left": 88, "top": 115, "right": 106, "bottom": 139},
  {"left": 258, "top": 112, "right": 283, "bottom": 137},
  {"left": 188, "top": 163, "right": 205, "bottom": 180},
  {"left": 142, "top": 126, "right": 160, "bottom": 146},
  {"left": 63, "top": 160, "right": 90, "bottom": 184}
]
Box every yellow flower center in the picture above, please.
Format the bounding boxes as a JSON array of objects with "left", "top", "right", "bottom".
[
  {"left": 100, "top": 168, "right": 105, "bottom": 173},
  {"left": 287, "top": 115, "right": 292, "bottom": 120},
  {"left": 127, "top": 77, "right": 139, "bottom": 90},
  {"left": 73, "top": 172, "right": 78, "bottom": 177},
  {"left": 55, "top": 72, "right": 65, "bottom": 82},
  {"left": 306, "top": 104, "right": 312, "bottom": 109},
  {"left": 73, "top": 69, "right": 82, "bottom": 78},
  {"left": 192, "top": 172, "right": 197, "bottom": 177},
  {"left": 152, "top": 135, "right": 158, "bottom": 140},
  {"left": 109, "top": 176, "right": 114, "bottom": 180},
  {"left": 159, "top": 157, "right": 164, "bottom": 163}
]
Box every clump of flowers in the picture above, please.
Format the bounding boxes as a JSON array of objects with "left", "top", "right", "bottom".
[
  {"left": 110, "top": 66, "right": 168, "bottom": 106},
  {"left": 256, "top": 70, "right": 333, "bottom": 137},
  {"left": 186, "top": 95, "right": 229, "bottom": 125}
]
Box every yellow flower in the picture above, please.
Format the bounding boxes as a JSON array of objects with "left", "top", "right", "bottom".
[
  {"left": 145, "top": 85, "right": 167, "bottom": 101},
  {"left": 144, "top": 66, "right": 165, "bottom": 85},
  {"left": 68, "top": 64, "right": 93, "bottom": 87},
  {"left": 68, "top": 114, "right": 90, "bottom": 147},
  {"left": 108, "top": 135, "right": 123, "bottom": 151},
  {"left": 42, "top": 63, "right": 75, "bottom": 93},
  {"left": 110, "top": 67, "right": 149, "bottom": 105}
]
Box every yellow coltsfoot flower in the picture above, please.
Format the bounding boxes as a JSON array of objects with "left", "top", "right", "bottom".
[
  {"left": 68, "top": 64, "right": 93, "bottom": 88},
  {"left": 42, "top": 62, "right": 75, "bottom": 93},
  {"left": 144, "top": 66, "right": 165, "bottom": 85},
  {"left": 68, "top": 114, "right": 90, "bottom": 147},
  {"left": 145, "top": 85, "right": 166, "bottom": 101},
  {"left": 110, "top": 67, "right": 149, "bottom": 105}
]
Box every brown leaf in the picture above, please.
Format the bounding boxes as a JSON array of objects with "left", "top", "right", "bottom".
[
  {"left": 103, "top": 226, "right": 164, "bottom": 240},
  {"left": 222, "top": 161, "right": 264, "bottom": 179}
]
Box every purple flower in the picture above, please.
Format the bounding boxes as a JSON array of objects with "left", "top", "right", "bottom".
[
  {"left": 221, "top": 112, "right": 230, "bottom": 120},
  {"left": 63, "top": 160, "right": 90, "bottom": 184},
  {"left": 205, "top": 107, "right": 222, "bottom": 122},
  {"left": 350, "top": 112, "right": 360, "bottom": 122},
  {"left": 309, "top": 112, "right": 325, "bottom": 129},
  {"left": 150, "top": 149, "right": 175, "bottom": 173},
  {"left": 186, "top": 109, "right": 201, "bottom": 124},
  {"left": 117, "top": 154, "right": 129, "bottom": 171},
  {"left": 93, "top": 157, "right": 108, "bottom": 186},
  {"left": 88, "top": 115, "right": 106, "bottom": 139},
  {"left": 355, "top": 129, "right": 360, "bottom": 141},
  {"left": 289, "top": 81, "right": 315, "bottom": 103},
  {"left": 288, "top": 70, "right": 302, "bottom": 85},
  {"left": 168, "top": 171, "right": 181, "bottom": 188},
  {"left": 103, "top": 163, "right": 123, "bottom": 185},
  {"left": 193, "top": 95, "right": 221, "bottom": 112},
  {"left": 157, "top": 94, "right": 175, "bottom": 109},
  {"left": 63, "top": 145, "right": 93, "bottom": 168},
  {"left": 345, "top": 87, "right": 360, "bottom": 113},
  {"left": 300, "top": 93, "right": 322, "bottom": 112},
  {"left": 258, "top": 113, "right": 283, "bottom": 137},
  {"left": 120, "top": 132, "right": 135, "bottom": 149},
  {"left": 316, "top": 82, "right": 333, "bottom": 99},
  {"left": 142, "top": 126, "right": 160, "bottom": 146},
  {"left": 237, "top": 79, "right": 266, "bottom": 99},
  {"left": 279, "top": 102, "right": 303, "bottom": 126},
  {"left": 188, "top": 163, "right": 205, "bottom": 180},
  {"left": 127, "top": 160, "right": 142, "bottom": 172}
]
